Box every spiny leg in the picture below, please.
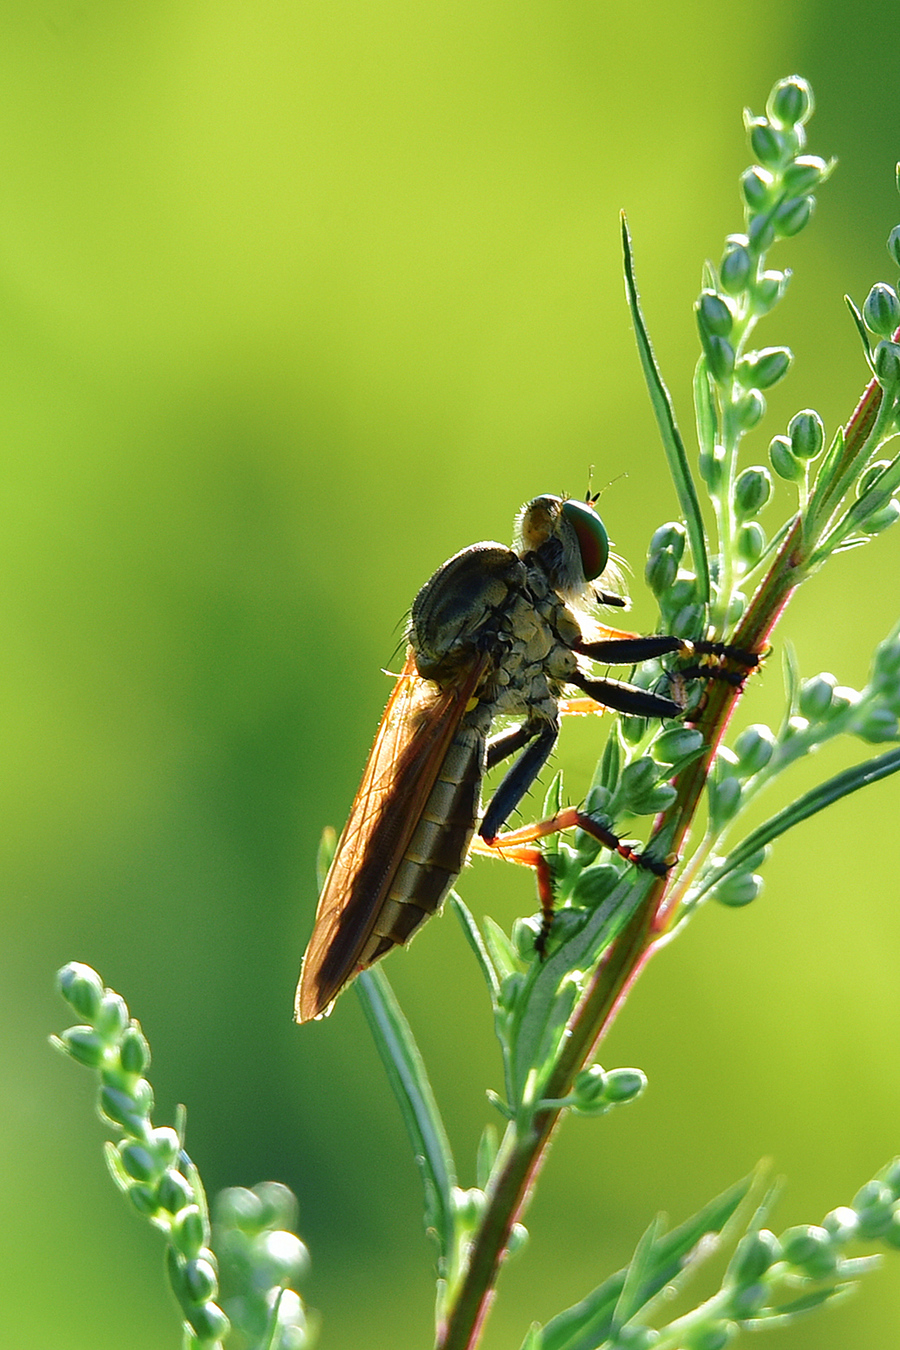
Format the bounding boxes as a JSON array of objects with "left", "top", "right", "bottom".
[{"left": 472, "top": 806, "right": 671, "bottom": 956}]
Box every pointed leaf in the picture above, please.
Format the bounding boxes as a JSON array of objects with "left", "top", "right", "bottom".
[
  {"left": 508, "top": 873, "right": 650, "bottom": 1107},
  {"left": 698, "top": 746, "right": 900, "bottom": 902},
  {"left": 539, "top": 1171, "right": 755, "bottom": 1350},
  {"left": 356, "top": 967, "right": 457, "bottom": 1264},
  {"left": 611, "top": 1215, "right": 664, "bottom": 1333},
  {"left": 449, "top": 893, "right": 500, "bottom": 1004},
  {"left": 622, "top": 213, "right": 710, "bottom": 604}
]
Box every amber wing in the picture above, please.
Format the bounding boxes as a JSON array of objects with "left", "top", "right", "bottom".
[{"left": 295, "top": 648, "right": 487, "bottom": 1022}]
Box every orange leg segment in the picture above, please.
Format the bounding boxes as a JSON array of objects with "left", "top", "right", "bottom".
[{"left": 471, "top": 807, "right": 671, "bottom": 955}]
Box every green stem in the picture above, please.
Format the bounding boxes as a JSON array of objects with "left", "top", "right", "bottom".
[
  {"left": 434, "top": 516, "right": 806, "bottom": 1350},
  {"left": 436, "top": 358, "right": 887, "bottom": 1349}
]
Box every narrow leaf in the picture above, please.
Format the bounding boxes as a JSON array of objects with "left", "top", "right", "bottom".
[
  {"left": 693, "top": 356, "right": 718, "bottom": 463},
  {"left": 449, "top": 892, "right": 500, "bottom": 1003},
  {"left": 611, "top": 1215, "right": 664, "bottom": 1333},
  {"left": 745, "top": 1282, "right": 855, "bottom": 1324},
  {"left": 844, "top": 294, "right": 874, "bottom": 370},
  {"left": 509, "top": 873, "right": 650, "bottom": 1107},
  {"left": 356, "top": 966, "right": 458, "bottom": 1264},
  {"left": 697, "top": 746, "right": 900, "bottom": 902},
  {"left": 539, "top": 1171, "right": 755, "bottom": 1350},
  {"left": 622, "top": 213, "right": 710, "bottom": 603}
]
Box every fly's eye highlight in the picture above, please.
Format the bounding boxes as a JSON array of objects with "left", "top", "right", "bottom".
[{"left": 560, "top": 497, "right": 609, "bottom": 581}]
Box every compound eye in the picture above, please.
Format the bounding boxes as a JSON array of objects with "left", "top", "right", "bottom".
[{"left": 560, "top": 498, "right": 609, "bottom": 581}]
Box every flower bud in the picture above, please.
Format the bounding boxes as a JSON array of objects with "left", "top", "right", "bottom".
[
  {"left": 645, "top": 549, "right": 678, "bottom": 597},
  {"left": 649, "top": 522, "right": 686, "bottom": 560},
  {"left": 150, "top": 1126, "right": 181, "bottom": 1170},
  {"left": 853, "top": 1181, "right": 895, "bottom": 1238},
  {"left": 672, "top": 603, "right": 706, "bottom": 639},
  {"left": 58, "top": 1026, "right": 107, "bottom": 1068},
  {"left": 751, "top": 269, "right": 789, "bottom": 314},
  {"left": 769, "top": 435, "right": 804, "bottom": 481},
  {"left": 733, "top": 723, "right": 776, "bottom": 774},
  {"left": 119, "top": 1141, "right": 159, "bottom": 1183},
  {"left": 715, "top": 871, "right": 763, "bottom": 907},
  {"left": 56, "top": 963, "right": 105, "bottom": 1021},
  {"left": 570, "top": 862, "right": 621, "bottom": 906},
  {"left": 698, "top": 443, "right": 725, "bottom": 490},
  {"left": 874, "top": 340, "right": 900, "bottom": 387},
  {"left": 779, "top": 1224, "right": 836, "bottom": 1279},
  {"left": 95, "top": 993, "right": 130, "bottom": 1040},
  {"left": 603, "top": 1067, "right": 647, "bottom": 1103},
  {"left": 777, "top": 194, "right": 814, "bottom": 238},
  {"left": 748, "top": 214, "right": 775, "bottom": 253},
  {"left": 173, "top": 1204, "right": 207, "bottom": 1259},
  {"left": 731, "top": 1228, "right": 781, "bottom": 1283},
  {"left": 735, "top": 392, "right": 766, "bottom": 433},
  {"left": 703, "top": 334, "right": 736, "bottom": 383},
  {"left": 252, "top": 1181, "right": 299, "bottom": 1231},
  {"left": 788, "top": 407, "right": 824, "bottom": 459},
  {"left": 852, "top": 705, "right": 899, "bottom": 742},
  {"left": 99, "top": 1079, "right": 154, "bottom": 1132},
  {"left": 738, "top": 347, "right": 792, "bottom": 390},
  {"left": 621, "top": 758, "right": 675, "bottom": 815},
  {"left": 182, "top": 1257, "right": 218, "bottom": 1304},
  {"left": 767, "top": 76, "right": 813, "bottom": 129},
  {"left": 652, "top": 726, "right": 705, "bottom": 764},
  {"left": 741, "top": 166, "right": 774, "bottom": 212},
  {"left": 735, "top": 466, "right": 773, "bottom": 518},
  {"left": 697, "top": 290, "right": 735, "bottom": 337},
  {"left": 749, "top": 120, "right": 788, "bottom": 168},
  {"left": 185, "top": 1302, "right": 230, "bottom": 1342},
  {"left": 720, "top": 243, "right": 752, "bottom": 295},
  {"left": 128, "top": 1183, "right": 159, "bottom": 1217},
  {"left": 888, "top": 224, "right": 900, "bottom": 270},
  {"left": 120, "top": 1025, "right": 151, "bottom": 1076},
  {"left": 573, "top": 1065, "right": 607, "bottom": 1104},
  {"left": 727, "top": 591, "right": 747, "bottom": 624},
  {"left": 883, "top": 1207, "right": 900, "bottom": 1251},
  {"left": 864, "top": 500, "right": 900, "bottom": 534},
  {"left": 256, "top": 1230, "right": 310, "bottom": 1285},
  {"left": 619, "top": 714, "right": 648, "bottom": 746},
  {"left": 863, "top": 283, "right": 900, "bottom": 337},
  {"left": 708, "top": 775, "right": 742, "bottom": 828},
  {"left": 881, "top": 1159, "right": 900, "bottom": 1198},
  {"left": 798, "top": 672, "right": 837, "bottom": 719},
  {"left": 158, "top": 1169, "right": 195, "bottom": 1215},
  {"left": 736, "top": 522, "right": 765, "bottom": 566},
  {"left": 822, "top": 1206, "right": 859, "bottom": 1243},
  {"left": 215, "top": 1184, "right": 264, "bottom": 1233},
  {"left": 782, "top": 155, "right": 829, "bottom": 194}
]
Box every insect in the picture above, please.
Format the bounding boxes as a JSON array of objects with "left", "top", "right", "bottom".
[{"left": 295, "top": 494, "right": 755, "bottom": 1023}]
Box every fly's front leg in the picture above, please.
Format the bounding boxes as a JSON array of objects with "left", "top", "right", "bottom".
[{"left": 574, "top": 634, "right": 760, "bottom": 676}]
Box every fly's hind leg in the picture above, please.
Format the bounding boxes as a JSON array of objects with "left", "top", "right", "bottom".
[{"left": 472, "top": 805, "right": 671, "bottom": 957}]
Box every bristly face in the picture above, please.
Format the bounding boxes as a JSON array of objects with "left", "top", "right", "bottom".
[{"left": 514, "top": 494, "right": 613, "bottom": 599}]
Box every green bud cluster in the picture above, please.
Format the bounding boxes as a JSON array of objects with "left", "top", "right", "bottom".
[
  {"left": 718, "top": 1155, "right": 900, "bottom": 1325},
  {"left": 697, "top": 77, "right": 830, "bottom": 389},
  {"left": 547, "top": 1062, "right": 647, "bottom": 1118},
  {"left": 53, "top": 964, "right": 231, "bottom": 1347},
  {"left": 214, "top": 1184, "right": 311, "bottom": 1349},
  {"left": 53, "top": 964, "right": 309, "bottom": 1350}
]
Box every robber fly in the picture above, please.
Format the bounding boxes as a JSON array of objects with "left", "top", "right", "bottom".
[{"left": 295, "top": 493, "right": 755, "bottom": 1023}]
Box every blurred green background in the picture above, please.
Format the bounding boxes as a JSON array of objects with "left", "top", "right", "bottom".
[{"left": 3, "top": 2, "right": 900, "bottom": 1347}]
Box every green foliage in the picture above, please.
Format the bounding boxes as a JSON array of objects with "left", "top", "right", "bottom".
[
  {"left": 52, "top": 964, "right": 311, "bottom": 1350},
  {"left": 51, "top": 74, "right": 900, "bottom": 1350}
]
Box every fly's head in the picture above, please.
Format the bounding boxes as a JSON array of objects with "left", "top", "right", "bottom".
[{"left": 515, "top": 494, "right": 623, "bottom": 606}]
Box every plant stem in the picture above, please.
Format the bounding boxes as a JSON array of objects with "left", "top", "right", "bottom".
[{"left": 435, "top": 364, "right": 887, "bottom": 1350}]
